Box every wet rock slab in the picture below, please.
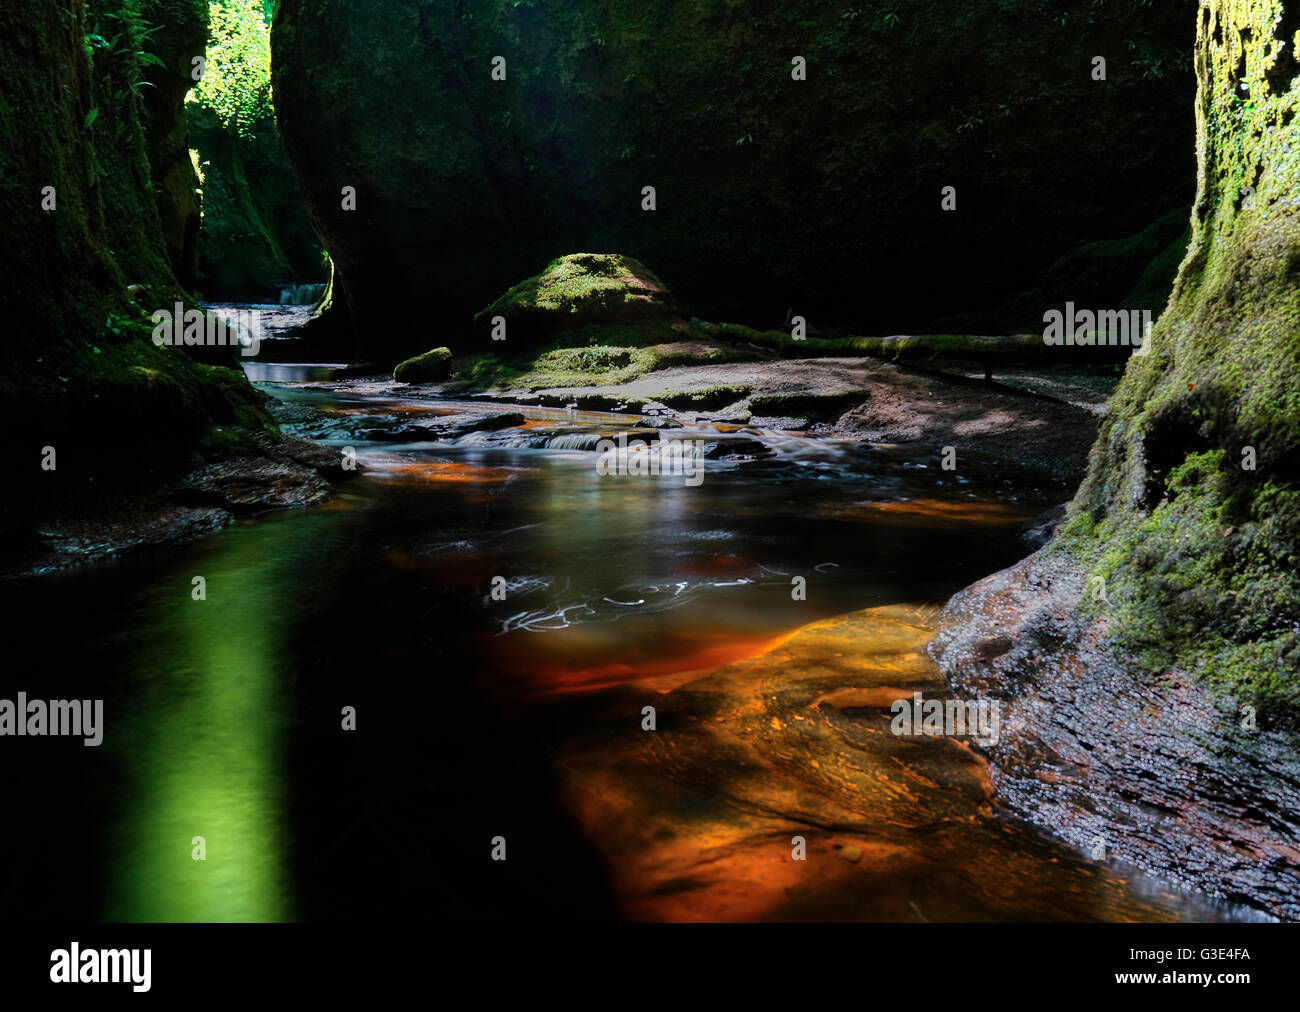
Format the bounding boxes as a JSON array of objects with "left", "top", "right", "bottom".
[
  {"left": 2, "top": 433, "right": 357, "bottom": 578},
  {"left": 557, "top": 604, "right": 1233, "bottom": 921},
  {"left": 176, "top": 458, "right": 331, "bottom": 511},
  {"left": 931, "top": 549, "right": 1300, "bottom": 922},
  {"left": 2, "top": 498, "right": 233, "bottom": 578}
]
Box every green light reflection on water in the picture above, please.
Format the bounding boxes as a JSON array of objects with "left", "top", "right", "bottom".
[{"left": 105, "top": 503, "right": 350, "bottom": 922}]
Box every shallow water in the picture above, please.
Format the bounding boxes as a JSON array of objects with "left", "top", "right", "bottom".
[{"left": 0, "top": 380, "right": 1255, "bottom": 921}]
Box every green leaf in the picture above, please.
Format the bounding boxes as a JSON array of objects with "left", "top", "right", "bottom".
[
  {"left": 83, "top": 108, "right": 99, "bottom": 128},
  {"left": 139, "top": 52, "right": 166, "bottom": 68}
]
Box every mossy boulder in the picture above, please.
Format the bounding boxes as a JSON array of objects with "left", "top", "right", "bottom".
[
  {"left": 658, "top": 385, "right": 753, "bottom": 411},
  {"left": 393, "top": 347, "right": 453, "bottom": 383},
  {"left": 450, "top": 337, "right": 744, "bottom": 394},
  {"left": 748, "top": 391, "right": 868, "bottom": 420},
  {"left": 473, "top": 254, "right": 679, "bottom": 346}
]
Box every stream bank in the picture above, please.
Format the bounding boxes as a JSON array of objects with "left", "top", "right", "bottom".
[
  {"left": 932, "top": 548, "right": 1300, "bottom": 922},
  {"left": 2, "top": 366, "right": 1239, "bottom": 922},
  {"left": 1, "top": 350, "right": 1273, "bottom": 922},
  {"left": 3, "top": 336, "right": 1105, "bottom": 577}
]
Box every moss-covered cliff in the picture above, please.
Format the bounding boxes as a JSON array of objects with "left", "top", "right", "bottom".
[
  {"left": 272, "top": 0, "right": 1198, "bottom": 363},
  {"left": 137, "top": 0, "right": 209, "bottom": 287},
  {"left": 932, "top": 0, "right": 1300, "bottom": 920},
  {"left": 187, "top": 0, "right": 323, "bottom": 301},
  {"left": 0, "top": 0, "right": 269, "bottom": 502},
  {"left": 1065, "top": 0, "right": 1300, "bottom": 723},
  {"left": 191, "top": 105, "right": 324, "bottom": 301}
]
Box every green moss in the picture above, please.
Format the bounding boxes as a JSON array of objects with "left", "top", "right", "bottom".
[
  {"left": 469, "top": 253, "right": 679, "bottom": 351},
  {"left": 561, "top": 317, "right": 704, "bottom": 348},
  {"left": 450, "top": 332, "right": 751, "bottom": 393},
  {"left": 6, "top": 313, "right": 272, "bottom": 498},
  {"left": 191, "top": 101, "right": 323, "bottom": 300},
  {"left": 477, "top": 253, "right": 662, "bottom": 317},
  {"left": 1057, "top": 1, "right": 1300, "bottom": 728},
  {"left": 512, "top": 344, "right": 648, "bottom": 389},
  {"left": 657, "top": 385, "right": 752, "bottom": 410},
  {"left": 393, "top": 346, "right": 453, "bottom": 382},
  {"left": 713, "top": 323, "right": 1059, "bottom": 363},
  {"left": 196, "top": 422, "right": 263, "bottom": 460},
  {"left": 446, "top": 354, "right": 522, "bottom": 390},
  {"left": 748, "top": 391, "right": 866, "bottom": 418},
  {"left": 0, "top": 0, "right": 284, "bottom": 510},
  {"left": 535, "top": 345, "right": 634, "bottom": 373},
  {"left": 1077, "top": 450, "right": 1300, "bottom": 721},
  {"left": 713, "top": 322, "right": 900, "bottom": 358}
]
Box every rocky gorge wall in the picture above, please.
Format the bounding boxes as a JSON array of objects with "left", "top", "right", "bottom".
[
  {"left": 191, "top": 105, "right": 325, "bottom": 301},
  {"left": 934, "top": 0, "right": 1300, "bottom": 921},
  {"left": 0, "top": 0, "right": 271, "bottom": 503},
  {"left": 271, "top": 0, "right": 1199, "bottom": 363}
]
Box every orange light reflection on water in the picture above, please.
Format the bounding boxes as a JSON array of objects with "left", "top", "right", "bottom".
[
  {"left": 363, "top": 458, "right": 520, "bottom": 486},
  {"left": 491, "top": 625, "right": 801, "bottom": 696},
  {"left": 825, "top": 498, "right": 1037, "bottom": 527}
]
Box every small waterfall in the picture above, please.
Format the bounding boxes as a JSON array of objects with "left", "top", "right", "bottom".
[
  {"left": 203, "top": 306, "right": 263, "bottom": 354},
  {"left": 543, "top": 433, "right": 617, "bottom": 451},
  {"left": 453, "top": 429, "right": 551, "bottom": 449},
  {"left": 279, "top": 282, "right": 327, "bottom": 306}
]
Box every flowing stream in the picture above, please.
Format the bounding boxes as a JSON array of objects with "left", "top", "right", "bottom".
[{"left": 0, "top": 369, "right": 1263, "bottom": 922}]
